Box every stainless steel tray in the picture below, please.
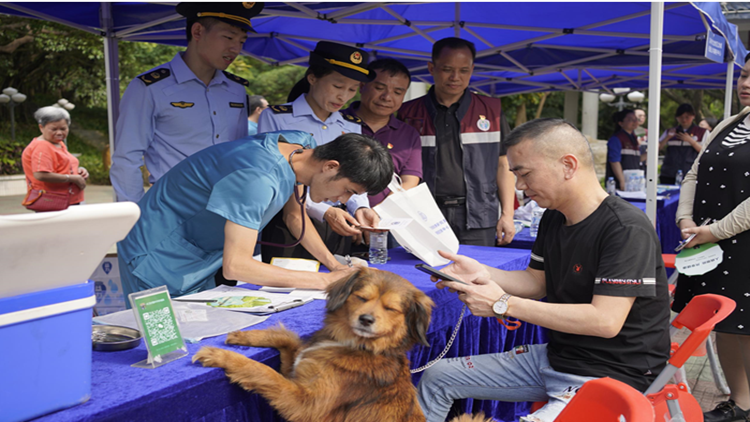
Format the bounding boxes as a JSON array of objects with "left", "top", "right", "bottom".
[{"left": 92, "top": 325, "right": 142, "bottom": 351}]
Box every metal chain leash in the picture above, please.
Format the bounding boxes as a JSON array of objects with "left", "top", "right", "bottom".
[{"left": 410, "top": 304, "right": 467, "bottom": 373}]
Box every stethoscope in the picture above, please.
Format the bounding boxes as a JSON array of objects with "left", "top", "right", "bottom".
[{"left": 257, "top": 148, "right": 308, "bottom": 248}]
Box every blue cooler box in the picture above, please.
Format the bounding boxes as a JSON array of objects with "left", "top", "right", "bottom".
[{"left": 0, "top": 282, "right": 95, "bottom": 422}]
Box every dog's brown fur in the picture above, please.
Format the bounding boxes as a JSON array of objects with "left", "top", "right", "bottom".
[{"left": 193, "top": 268, "right": 490, "bottom": 422}]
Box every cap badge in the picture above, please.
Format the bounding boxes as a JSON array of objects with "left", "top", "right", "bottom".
[
  {"left": 350, "top": 51, "right": 363, "bottom": 64},
  {"left": 242, "top": 2, "right": 256, "bottom": 9},
  {"left": 477, "top": 115, "right": 491, "bottom": 132}
]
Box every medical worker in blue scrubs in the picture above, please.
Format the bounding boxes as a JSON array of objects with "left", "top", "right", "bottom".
[
  {"left": 258, "top": 41, "right": 380, "bottom": 261},
  {"left": 117, "top": 131, "right": 394, "bottom": 301}
]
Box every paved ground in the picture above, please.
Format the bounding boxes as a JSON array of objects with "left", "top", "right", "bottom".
[
  {"left": 0, "top": 184, "right": 117, "bottom": 215},
  {"left": 0, "top": 186, "right": 731, "bottom": 414}
]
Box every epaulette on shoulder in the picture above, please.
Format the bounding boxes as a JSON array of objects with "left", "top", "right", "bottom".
[
  {"left": 340, "top": 112, "right": 363, "bottom": 125},
  {"left": 270, "top": 105, "right": 293, "bottom": 114},
  {"left": 138, "top": 68, "right": 170, "bottom": 86},
  {"left": 223, "top": 71, "right": 249, "bottom": 87}
]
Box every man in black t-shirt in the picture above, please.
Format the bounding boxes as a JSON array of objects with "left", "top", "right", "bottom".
[{"left": 416, "top": 118, "right": 670, "bottom": 422}]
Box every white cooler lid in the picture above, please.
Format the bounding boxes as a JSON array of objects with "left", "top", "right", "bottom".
[{"left": 0, "top": 202, "right": 140, "bottom": 298}]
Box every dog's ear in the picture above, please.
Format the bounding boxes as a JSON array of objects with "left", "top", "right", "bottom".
[
  {"left": 326, "top": 268, "right": 365, "bottom": 312},
  {"left": 406, "top": 291, "right": 434, "bottom": 347}
]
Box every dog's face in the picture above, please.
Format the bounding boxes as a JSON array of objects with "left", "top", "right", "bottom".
[{"left": 325, "top": 268, "right": 434, "bottom": 354}]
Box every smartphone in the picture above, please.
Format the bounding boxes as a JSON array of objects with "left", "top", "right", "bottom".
[
  {"left": 674, "top": 232, "right": 698, "bottom": 252},
  {"left": 415, "top": 264, "right": 467, "bottom": 285}
]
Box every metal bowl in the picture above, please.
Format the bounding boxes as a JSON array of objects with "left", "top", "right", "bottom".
[{"left": 92, "top": 325, "right": 142, "bottom": 351}]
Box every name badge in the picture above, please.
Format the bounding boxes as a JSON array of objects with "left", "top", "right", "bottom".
[
  {"left": 675, "top": 243, "right": 723, "bottom": 276},
  {"left": 229, "top": 102, "right": 244, "bottom": 108}
]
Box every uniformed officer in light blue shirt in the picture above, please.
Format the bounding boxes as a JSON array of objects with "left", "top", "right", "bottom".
[
  {"left": 257, "top": 41, "right": 382, "bottom": 261},
  {"left": 110, "top": 2, "right": 264, "bottom": 203}
]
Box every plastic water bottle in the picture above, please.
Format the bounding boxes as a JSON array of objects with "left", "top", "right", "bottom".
[
  {"left": 369, "top": 231, "right": 388, "bottom": 264},
  {"left": 530, "top": 208, "right": 545, "bottom": 238},
  {"left": 675, "top": 170, "right": 683, "bottom": 186},
  {"left": 638, "top": 175, "right": 646, "bottom": 193},
  {"left": 606, "top": 177, "right": 616, "bottom": 195}
]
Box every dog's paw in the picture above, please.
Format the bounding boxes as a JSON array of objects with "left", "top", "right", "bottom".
[
  {"left": 226, "top": 329, "right": 266, "bottom": 346},
  {"left": 225, "top": 330, "right": 251, "bottom": 346},
  {"left": 193, "top": 346, "right": 231, "bottom": 368}
]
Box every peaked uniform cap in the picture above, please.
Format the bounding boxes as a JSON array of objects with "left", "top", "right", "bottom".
[
  {"left": 309, "top": 41, "right": 375, "bottom": 83},
  {"left": 176, "top": 2, "right": 264, "bottom": 33}
]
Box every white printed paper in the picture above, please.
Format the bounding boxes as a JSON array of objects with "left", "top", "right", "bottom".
[{"left": 675, "top": 243, "right": 724, "bottom": 276}]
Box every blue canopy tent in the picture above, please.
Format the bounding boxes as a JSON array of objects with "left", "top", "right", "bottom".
[{"left": 1, "top": 2, "right": 745, "bottom": 97}]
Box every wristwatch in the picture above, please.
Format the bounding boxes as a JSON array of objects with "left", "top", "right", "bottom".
[{"left": 492, "top": 293, "right": 512, "bottom": 319}]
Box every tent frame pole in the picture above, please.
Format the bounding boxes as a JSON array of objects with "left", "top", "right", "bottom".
[
  {"left": 646, "top": 2, "right": 665, "bottom": 226},
  {"left": 101, "top": 1, "right": 119, "bottom": 201},
  {"left": 725, "top": 59, "right": 735, "bottom": 120}
]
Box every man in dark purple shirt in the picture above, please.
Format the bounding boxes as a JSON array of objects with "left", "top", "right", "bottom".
[{"left": 343, "top": 58, "right": 422, "bottom": 208}]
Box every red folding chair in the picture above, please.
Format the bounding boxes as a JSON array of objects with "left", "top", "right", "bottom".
[
  {"left": 645, "top": 294, "right": 736, "bottom": 422},
  {"left": 662, "top": 254, "right": 730, "bottom": 396},
  {"left": 555, "top": 377, "right": 654, "bottom": 421}
]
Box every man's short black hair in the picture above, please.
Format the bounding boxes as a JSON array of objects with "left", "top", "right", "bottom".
[
  {"left": 503, "top": 118, "right": 583, "bottom": 150},
  {"left": 248, "top": 95, "right": 266, "bottom": 113},
  {"left": 186, "top": 17, "right": 221, "bottom": 42},
  {"left": 312, "top": 133, "right": 394, "bottom": 195},
  {"left": 367, "top": 58, "right": 411, "bottom": 84},
  {"left": 432, "top": 37, "right": 476, "bottom": 62},
  {"left": 675, "top": 103, "right": 695, "bottom": 117},
  {"left": 613, "top": 108, "right": 635, "bottom": 124}
]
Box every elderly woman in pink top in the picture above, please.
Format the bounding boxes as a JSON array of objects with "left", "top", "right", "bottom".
[{"left": 22, "top": 106, "right": 89, "bottom": 207}]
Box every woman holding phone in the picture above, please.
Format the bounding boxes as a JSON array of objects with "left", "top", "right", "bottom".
[{"left": 672, "top": 55, "right": 750, "bottom": 422}]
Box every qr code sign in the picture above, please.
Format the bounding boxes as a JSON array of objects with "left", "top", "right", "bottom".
[{"left": 143, "top": 307, "right": 179, "bottom": 346}]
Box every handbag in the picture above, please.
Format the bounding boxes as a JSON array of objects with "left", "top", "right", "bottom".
[
  {"left": 22, "top": 169, "right": 72, "bottom": 212},
  {"left": 22, "top": 188, "right": 70, "bottom": 212},
  {"left": 374, "top": 175, "right": 459, "bottom": 266}
]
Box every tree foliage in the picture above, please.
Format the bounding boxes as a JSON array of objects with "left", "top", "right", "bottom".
[{"left": 0, "top": 15, "right": 106, "bottom": 123}]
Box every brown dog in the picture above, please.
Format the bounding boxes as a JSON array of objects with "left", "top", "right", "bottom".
[{"left": 193, "top": 268, "right": 489, "bottom": 422}]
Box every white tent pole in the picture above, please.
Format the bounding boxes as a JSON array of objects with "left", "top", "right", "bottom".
[
  {"left": 101, "top": 2, "right": 120, "bottom": 201},
  {"left": 725, "top": 60, "right": 735, "bottom": 120},
  {"left": 646, "top": 2, "right": 665, "bottom": 226}
]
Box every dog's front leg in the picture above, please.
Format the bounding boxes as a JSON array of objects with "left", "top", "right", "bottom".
[
  {"left": 194, "top": 347, "right": 327, "bottom": 422},
  {"left": 226, "top": 325, "right": 301, "bottom": 376}
]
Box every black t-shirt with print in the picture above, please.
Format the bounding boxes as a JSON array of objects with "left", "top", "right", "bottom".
[{"left": 528, "top": 195, "right": 670, "bottom": 392}]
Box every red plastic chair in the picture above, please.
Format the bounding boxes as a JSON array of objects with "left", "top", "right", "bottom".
[
  {"left": 645, "top": 294, "right": 736, "bottom": 422},
  {"left": 555, "top": 377, "right": 655, "bottom": 421},
  {"left": 662, "top": 253, "right": 730, "bottom": 395}
]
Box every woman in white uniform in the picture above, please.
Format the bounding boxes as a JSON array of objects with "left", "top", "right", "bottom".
[{"left": 257, "top": 41, "right": 381, "bottom": 262}]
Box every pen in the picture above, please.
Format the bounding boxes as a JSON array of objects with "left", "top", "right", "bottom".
[
  {"left": 173, "top": 298, "right": 218, "bottom": 303},
  {"left": 267, "top": 299, "right": 306, "bottom": 312}
]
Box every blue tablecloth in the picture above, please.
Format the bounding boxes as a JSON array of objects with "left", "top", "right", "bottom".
[
  {"left": 628, "top": 193, "right": 681, "bottom": 253},
  {"left": 35, "top": 246, "right": 545, "bottom": 422},
  {"left": 504, "top": 193, "right": 681, "bottom": 253}
]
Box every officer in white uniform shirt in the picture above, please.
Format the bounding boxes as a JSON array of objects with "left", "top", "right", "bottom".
[
  {"left": 256, "top": 41, "right": 378, "bottom": 261},
  {"left": 110, "top": 2, "right": 263, "bottom": 203}
]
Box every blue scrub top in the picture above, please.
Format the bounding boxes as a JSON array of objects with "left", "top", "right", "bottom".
[{"left": 118, "top": 130, "right": 316, "bottom": 296}]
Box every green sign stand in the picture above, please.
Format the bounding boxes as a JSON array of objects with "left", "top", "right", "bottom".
[{"left": 129, "top": 286, "right": 188, "bottom": 369}]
